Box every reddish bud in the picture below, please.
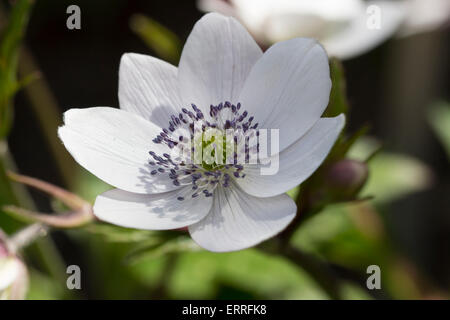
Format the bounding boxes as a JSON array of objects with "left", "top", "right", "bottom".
[{"left": 326, "top": 159, "right": 369, "bottom": 199}]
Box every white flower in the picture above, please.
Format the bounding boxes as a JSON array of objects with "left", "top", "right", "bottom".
[
  {"left": 0, "top": 246, "right": 28, "bottom": 300},
  {"left": 398, "top": 0, "right": 450, "bottom": 37},
  {"left": 58, "top": 13, "right": 345, "bottom": 252},
  {"left": 198, "top": 0, "right": 409, "bottom": 60}
]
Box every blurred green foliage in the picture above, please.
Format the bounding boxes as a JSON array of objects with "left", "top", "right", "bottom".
[
  {"left": 0, "top": 0, "right": 35, "bottom": 233},
  {"left": 0, "top": 0, "right": 34, "bottom": 138},
  {"left": 324, "top": 59, "right": 348, "bottom": 117},
  {"left": 130, "top": 14, "right": 182, "bottom": 64},
  {"left": 349, "top": 137, "right": 433, "bottom": 203},
  {"left": 0, "top": 0, "right": 71, "bottom": 299},
  {"left": 291, "top": 136, "right": 434, "bottom": 299},
  {"left": 428, "top": 101, "right": 450, "bottom": 159}
]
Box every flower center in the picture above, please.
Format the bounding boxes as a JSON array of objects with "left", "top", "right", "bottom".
[
  {"left": 197, "top": 133, "right": 227, "bottom": 171},
  {"left": 148, "top": 102, "right": 259, "bottom": 201}
]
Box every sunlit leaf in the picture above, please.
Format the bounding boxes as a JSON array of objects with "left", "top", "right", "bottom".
[
  {"left": 286, "top": 186, "right": 300, "bottom": 200},
  {"left": 428, "top": 101, "right": 450, "bottom": 159},
  {"left": 125, "top": 236, "right": 200, "bottom": 264},
  {"left": 134, "top": 249, "right": 330, "bottom": 299},
  {"left": 0, "top": 0, "right": 34, "bottom": 138},
  {"left": 130, "top": 14, "right": 181, "bottom": 64},
  {"left": 324, "top": 58, "right": 349, "bottom": 117},
  {"left": 83, "top": 223, "right": 159, "bottom": 243},
  {"left": 73, "top": 168, "right": 110, "bottom": 203},
  {"left": 347, "top": 136, "right": 382, "bottom": 162},
  {"left": 364, "top": 153, "right": 432, "bottom": 203},
  {"left": 27, "top": 268, "right": 66, "bottom": 300}
]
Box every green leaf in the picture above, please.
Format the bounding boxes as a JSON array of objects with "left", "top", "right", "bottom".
[
  {"left": 84, "top": 223, "right": 159, "bottom": 243},
  {"left": 347, "top": 135, "right": 382, "bottom": 163},
  {"left": 362, "top": 150, "right": 433, "bottom": 203},
  {"left": 348, "top": 136, "right": 433, "bottom": 203},
  {"left": 0, "top": 0, "right": 33, "bottom": 63},
  {"left": 428, "top": 101, "right": 450, "bottom": 160},
  {"left": 27, "top": 268, "right": 66, "bottom": 300},
  {"left": 326, "top": 125, "right": 370, "bottom": 163},
  {"left": 125, "top": 235, "right": 200, "bottom": 264},
  {"left": 130, "top": 14, "right": 181, "bottom": 64},
  {"left": 286, "top": 186, "right": 300, "bottom": 200},
  {"left": 72, "top": 168, "right": 111, "bottom": 203},
  {"left": 0, "top": 0, "right": 34, "bottom": 138},
  {"left": 158, "top": 249, "right": 330, "bottom": 299},
  {"left": 324, "top": 58, "right": 349, "bottom": 117}
]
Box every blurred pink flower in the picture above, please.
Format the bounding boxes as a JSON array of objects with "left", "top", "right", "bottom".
[{"left": 0, "top": 243, "right": 28, "bottom": 300}]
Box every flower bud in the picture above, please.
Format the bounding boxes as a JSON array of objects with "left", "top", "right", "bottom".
[
  {"left": 0, "top": 242, "right": 28, "bottom": 300},
  {"left": 326, "top": 159, "right": 369, "bottom": 200}
]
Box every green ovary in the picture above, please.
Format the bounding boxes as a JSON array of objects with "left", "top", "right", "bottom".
[{"left": 194, "top": 132, "right": 229, "bottom": 171}]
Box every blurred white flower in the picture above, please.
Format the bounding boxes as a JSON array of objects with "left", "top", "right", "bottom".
[
  {"left": 199, "top": 0, "right": 449, "bottom": 59},
  {"left": 398, "top": 0, "right": 450, "bottom": 37},
  {"left": 0, "top": 244, "right": 28, "bottom": 300},
  {"left": 59, "top": 13, "right": 344, "bottom": 252}
]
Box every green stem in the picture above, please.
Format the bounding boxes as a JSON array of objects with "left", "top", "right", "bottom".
[{"left": 8, "top": 223, "right": 48, "bottom": 253}]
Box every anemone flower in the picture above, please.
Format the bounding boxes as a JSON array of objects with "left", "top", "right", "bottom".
[
  {"left": 198, "top": 0, "right": 408, "bottom": 60},
  {"left": 58, "top": 13, "right": 344, "bottom": 252}
]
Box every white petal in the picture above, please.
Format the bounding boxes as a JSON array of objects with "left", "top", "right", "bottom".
[
  {"left": 178, "top": 13, "right": 262, "bottom": 114},
  {"left": 94, "top": 187, "right": 212, "bottom": 230},
  {"left": 197, "top": 0, "right": 237, "bottom": 17},
  {"left": 0, "top": 258, "right": 20, "bottom": 290},
  {"left": 398, "top": 0, "right": 450, "bottom": 37},
  {"left": 119, "top": 53, "right": 183, "bottom": 128},
  {"left": 322, "top": 1, "right": 406, "bottom": 59},
  {"left": 232, "top": 0, "right": 363, "bottom": 24},
  {"left": 236, "top": 115, "right": 345, "bottom": 197},
  {"left": 289, "top": 0, "right": 363, "bottom": 20},
  {"left": 58, "top": 107, "right": 181, "bottom": 194},
  {"left": 229, "top": 0, "right": 364, "bottom": 43},
  {"left": 263, "top": 13, "right": 332, "bottom": 43},
  {"left": 238, "top": 38, "right": 331, "bottom": 151},
  {"left": 189, "top": 186, "right": 296, "bottom": 252},
  {"left": 260, "top": 0, "right": 364, "bottom": 43}
]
